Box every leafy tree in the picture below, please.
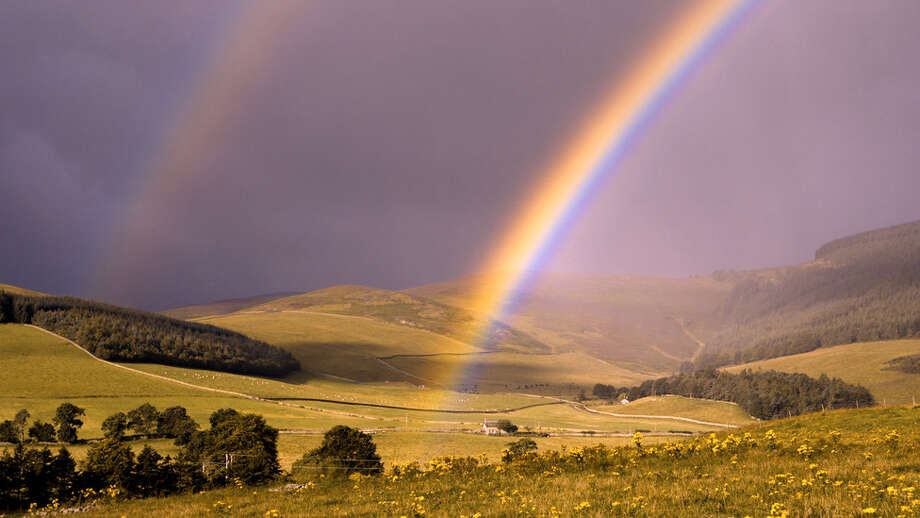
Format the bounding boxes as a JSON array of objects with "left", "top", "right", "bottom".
[
  {"left": 208, "top": 408, "right": 239, "bottom": 428},
  {"left": 27, "top": 421, "right": 56, "bottom": 442},
  {"left": 12, "top": 410, "right": 29, "bottom": 443},
  {"left": 181, "top": 411, "right": 280, "bottom": 484},
  {"left": 293, "top": 425, "right": 382, "bottom": 478},
  {"left": 496, "top": 419, "right": 518, "bottom": 435},
  {"left": 127, "top": 403, "right": 160, "bottom": 437},
  {"left": 53, "top": 403, "right": 85, "bottom": 443},
  {"left": 157, "top": 406, "right": 198, "bottom": 444},
  {"left": 0, "top": 420, "right": 16, "bottom": 443},
  {"left": 83, "top": 437, "right": 135, "bottom": 490},
  {"left": 102, "top": 412, "right": 128, "bottom": 440}
]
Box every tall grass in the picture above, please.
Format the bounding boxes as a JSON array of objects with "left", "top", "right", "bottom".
[{"left": 73, "top": 406, "right": 920, "bottom": 517}]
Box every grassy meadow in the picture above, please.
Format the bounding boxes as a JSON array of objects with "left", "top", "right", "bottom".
[
  {"left": 0, "top": 323, "right": 738, "bottom": 458},
  {"left": 589, "top": 395, "right": 758, "bottom": 427},
  {"left": 54, "top": 405, "right": 920, "bottom": 517},
  {"left": 195, "top": 308, "right": 658, "bottom": 392},
  {"left": 724, "top": 338, "right": 920, "bottom": 406}
]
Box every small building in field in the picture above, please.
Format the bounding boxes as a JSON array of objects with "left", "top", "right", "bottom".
[{"left": 482, "top": 420, "right": 502, "bottom": 435}]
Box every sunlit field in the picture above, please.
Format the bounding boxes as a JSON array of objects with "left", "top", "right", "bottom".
[
  {"left": 60, "top": 405, "right": 920, "bottom": 517},
  {"left": 725, "top": 339, "right": 920, "bottom": 407}
]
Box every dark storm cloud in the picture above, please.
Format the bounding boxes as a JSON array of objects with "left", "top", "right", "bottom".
[{"left": 2, "top": 1, "right": 919, "bottom": 309}]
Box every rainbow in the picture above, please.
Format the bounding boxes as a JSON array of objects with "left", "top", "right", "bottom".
[
  {"left": 449, "top": 0, "right": 758, "bottom": 391},
  {"left": 94, "top": 1, "right": 302, "bottom": 301},
  {"left": 98, "top": 1, "right": 757, "bottom": 396}
]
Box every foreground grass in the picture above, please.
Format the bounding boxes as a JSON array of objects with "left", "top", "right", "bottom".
[{"left": 70, "top": 406, "right": 920, "bottom": 517}]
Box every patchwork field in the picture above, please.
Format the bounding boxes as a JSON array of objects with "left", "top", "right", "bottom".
[
  {"left": 0, "top": 324, "right": 740, "bottom": 445},
  {"left": 195, "top": 308, "right": 659, "bottom": 392},
  {"left": 724, "top": 338, "right": 920, "bottom": 406},
  {"left": 194, "top": 310, "right": 481, "bottom": 383}
]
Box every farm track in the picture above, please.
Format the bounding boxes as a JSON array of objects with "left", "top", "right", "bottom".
[{"left": 516, "top": 393, "right": 739, "bottom": 429}]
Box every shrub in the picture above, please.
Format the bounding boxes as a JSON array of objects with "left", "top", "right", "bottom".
[{"left": 293, "top": 425, "right": 382, "bottom": 479}]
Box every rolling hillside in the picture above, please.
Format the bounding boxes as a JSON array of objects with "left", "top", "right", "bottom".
[
  {"left": 195, "top": 308, "right": 651, "bottom": 391},
  {"left": 724, "top": 338, "right": 920, "bottom": 406},
  {"left": 0, "top": 323, "right": 735, "bottom": 441},
  {"left": 243, "top": 285, "right": 549, "bottom": 353},
  {"left": 0, "top": 324, "right": 365, "bottom": 435},
  {"left": 148, "top": 217, "right": 920, "bottom": 395},
  {"left": 701, "top": 219, "right": 920, "bottom": 366},
  {"left": 408, "top": 272, "right": 732, "bottom": 370}
]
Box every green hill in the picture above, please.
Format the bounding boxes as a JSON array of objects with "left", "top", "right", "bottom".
[
  {"left": 196, "top": 308, "right": 653, "bottom": 392},
  {"left": 724, "top": 338, "right": 920, "bottom": 406},
  {"left": 244, "top": 285, "right": 549, "bottom": 353},
  {"left": 0, "top": 293, "right": 299, "bottom": 377},
  {"left": 0, "top": 324, "right": 366, "bottom": 435},
  {"left": 701, "top": 219, "right": 920, "bottom": 366},
  {"left": 0, "top": 323, "right": 733, "bottom": 440}
]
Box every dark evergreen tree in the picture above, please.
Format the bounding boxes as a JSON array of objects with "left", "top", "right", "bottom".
[{"left": 82, "top": 438, "right": 135, "bottom": 490}]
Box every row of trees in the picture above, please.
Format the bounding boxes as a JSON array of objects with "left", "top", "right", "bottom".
[
  {"left": 0, "top": 292, "right": 300, "bottom": 377},
  {"left": 0, "top": 403, "right": 199, "bottom": 446},
  {"left": 0, "top": 404, "right": 85, "bottom": 444},
  {"left": 0, "top": 404, "right": 284, "bottom": 512},
  {"left": 594, "top": 369, "right": 875, "bottom": 420}
]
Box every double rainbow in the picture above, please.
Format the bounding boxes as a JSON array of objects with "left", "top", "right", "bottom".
[{"left": 104, "top": 1, "right": 757, "bottom": 393}]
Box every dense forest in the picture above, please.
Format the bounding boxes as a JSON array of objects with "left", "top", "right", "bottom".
[
  {"left": 594, "top": 369, "right": 874, "bottom": 420},
  {"left": 0, "top": 292, "right": 299, "bottom": 377},
  {"left": 697, "top": 219, "right": 920, "bottom": 368}
]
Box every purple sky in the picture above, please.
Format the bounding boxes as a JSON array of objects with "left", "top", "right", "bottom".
[{"left": 2, "top": 1, "right": 919, "bottom": 310}]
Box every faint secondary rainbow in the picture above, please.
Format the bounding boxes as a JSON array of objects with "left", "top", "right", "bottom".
[
  {"left": 446, "top": 0, "right": 758, "bottom": 391},
  {"left": 94, "top": 1, "right": 302, "bottom": 302}
]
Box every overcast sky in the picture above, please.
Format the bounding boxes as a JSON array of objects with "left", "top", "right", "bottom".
[{"left": 2, "top": 1, "right": 919, "bottom": 310}]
